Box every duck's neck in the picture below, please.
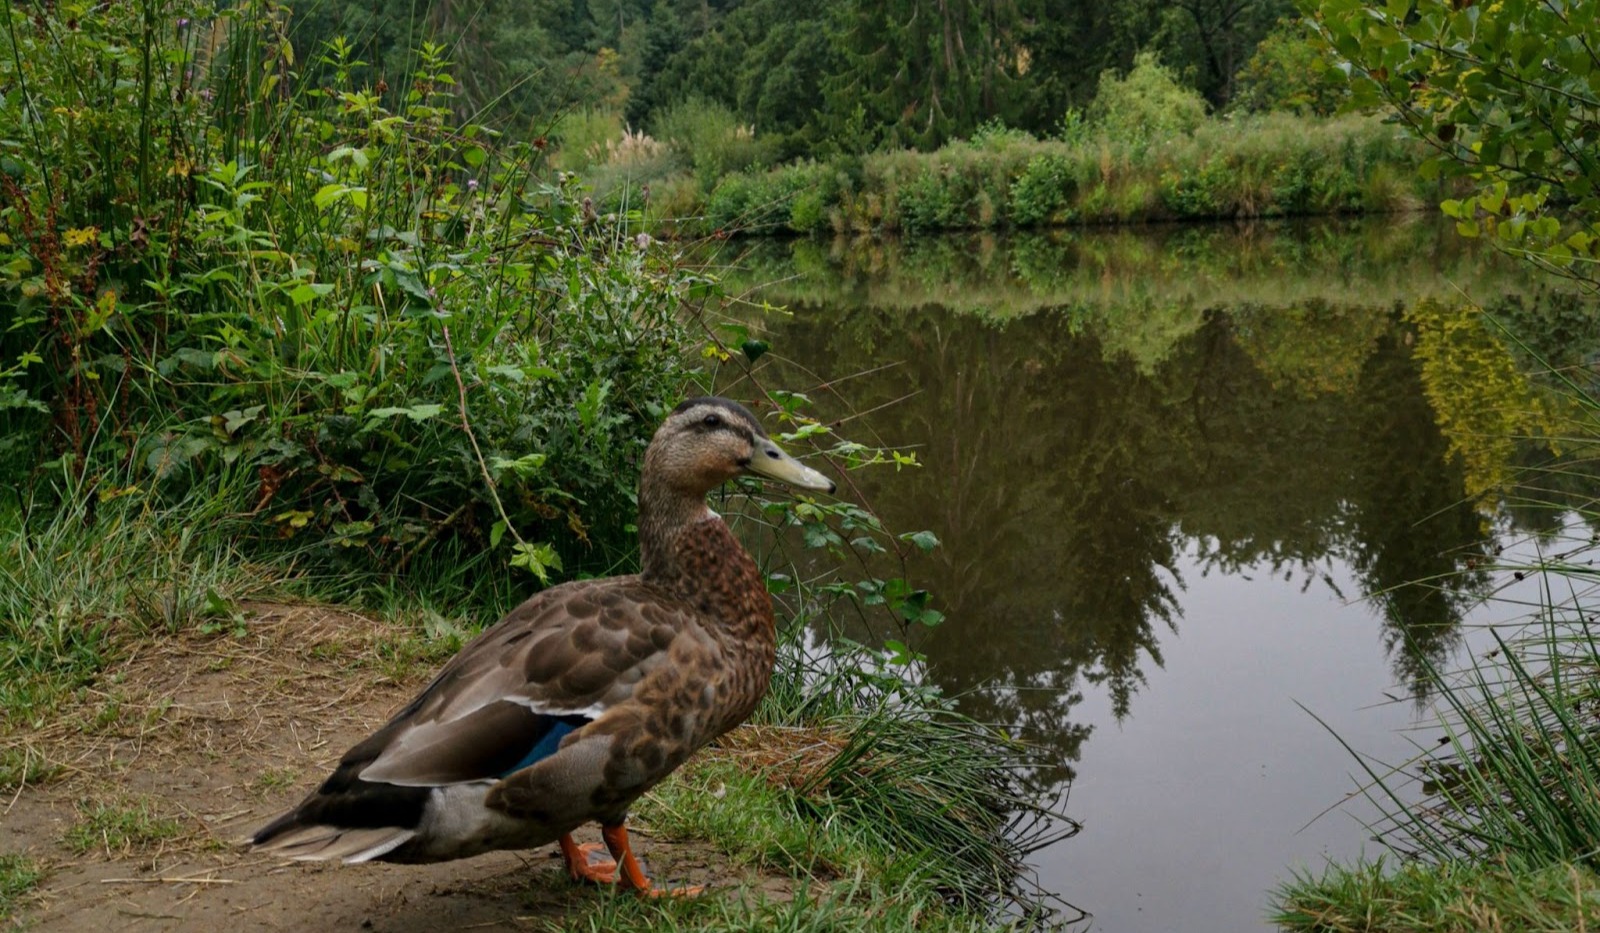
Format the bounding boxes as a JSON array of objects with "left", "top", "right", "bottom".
[
  {"left": 637, "top": 470, "right": 712, "bottom": 584},
  {"left": 638, "top": 472, "right": 773, "bottom": 637}
]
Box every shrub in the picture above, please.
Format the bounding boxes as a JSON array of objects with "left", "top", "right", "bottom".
[
  {"left": 550, "top": 107, "right": 626, "bottom": 171},
  {"left": 1232, "top": 19, "right": 1348, "bottom": 117},
  {"left": 653, "top": 96, "right": 775, "bottom": 192},
  {"left": 1089, "top": 52, "right": 1209, "bottom": 144},
  {"left": 1010, "top": 153, "right": 1077, "bottom": 226},
  {"left": 0, "top": 1, "right": 700, "bottom": 582}
]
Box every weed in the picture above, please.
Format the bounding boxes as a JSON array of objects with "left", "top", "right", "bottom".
[
  {"left": 0, "top": 745, "right": 61, "bottom": 791},
  {"left": 255, "top": 767, "right": 299, "bottom": 795},
  {"left": 0, "top": 854, "right": 44, "bottom": 923},
  {"left": 63, "top": 798, "right": 185, "bottom": 857}
]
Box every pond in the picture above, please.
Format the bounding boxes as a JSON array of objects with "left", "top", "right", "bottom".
[{"left": 712, "top": 217, "right": 1597, "bottom": 931}]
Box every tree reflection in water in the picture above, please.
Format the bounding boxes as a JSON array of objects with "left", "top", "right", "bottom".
[{"left": 724, "top": 222, "right": 1568, "bottom": 786}]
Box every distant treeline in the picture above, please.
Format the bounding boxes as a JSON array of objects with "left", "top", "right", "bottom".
[{"left": 287, "top": 0, "right": 1333, "bottom": 154}]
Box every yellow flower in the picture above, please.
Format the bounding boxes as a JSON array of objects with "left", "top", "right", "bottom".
[{"left": 63, "top": 226, "right": 100, "bottom": 248}]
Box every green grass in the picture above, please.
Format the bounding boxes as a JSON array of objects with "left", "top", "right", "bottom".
[
  {"left": 1274, "top": 857, "right": 1600, "bottom": 933},
  {"left": 0, "top": 854, "right": 44, "bottom": 924},
  {"left": 63, "top": 798, "right": 186, "bottom": 857},
  {"left": 586, "top": 112, "right": 1444, "bottom": 236},
  {"left": 0, "top": 745, "right": 62, "bottom": 791},
  {"left": 555, "top": 879, "right": 1026, "bottom": 933}
]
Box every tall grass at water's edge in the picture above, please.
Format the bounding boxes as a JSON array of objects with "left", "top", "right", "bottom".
[
  {"left": 577, "top": 113, "right": 1443, "bottom": 237},
  {"left": 1272, "top": 363, "right": 1600, "bottom": 931}
]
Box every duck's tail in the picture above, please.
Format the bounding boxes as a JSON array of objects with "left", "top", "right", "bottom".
[{"left": 249, "top": 810, "right": 417, "bottom": 863}]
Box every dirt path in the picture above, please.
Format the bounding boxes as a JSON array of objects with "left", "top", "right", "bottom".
[{"left": 1, "top": 605, "right": 750, "bottom": 931}]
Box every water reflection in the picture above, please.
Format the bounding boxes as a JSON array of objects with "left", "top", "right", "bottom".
[{"left": 717, "top": 220, "right": 1554, "bottom": 783}]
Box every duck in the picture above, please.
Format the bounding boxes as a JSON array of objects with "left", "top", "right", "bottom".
[{"left": 249, "top": 397, "right": 835, "bottom": 894}]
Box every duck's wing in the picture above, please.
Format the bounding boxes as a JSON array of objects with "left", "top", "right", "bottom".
[{"left": 354, "top": 577, "right": 685, "bottom": 787}]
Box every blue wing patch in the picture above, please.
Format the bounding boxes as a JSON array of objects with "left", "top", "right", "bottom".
[{"left": 499, "top": 714, "right": 592, "bottom": 777}]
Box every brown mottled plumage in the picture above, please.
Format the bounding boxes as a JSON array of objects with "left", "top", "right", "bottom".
[{"left": 249, "top": 398, "right": 834, "bottom": 893}]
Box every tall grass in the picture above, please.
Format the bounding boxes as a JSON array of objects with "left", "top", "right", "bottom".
[{"left": 612, "top": 112, "right": 1439, "bottom": 236}]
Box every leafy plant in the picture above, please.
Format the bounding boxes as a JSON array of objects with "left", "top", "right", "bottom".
[
  {"left": 1089, "top": 52, "right": 1209, "bottom": 145},
  {"left": 1313, "top": 0, "right": 1600, "bottom": 288}
]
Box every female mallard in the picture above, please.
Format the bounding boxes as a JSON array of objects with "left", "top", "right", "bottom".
[{"left": 250, "top": 397, "right": 833, "bottom": 894}]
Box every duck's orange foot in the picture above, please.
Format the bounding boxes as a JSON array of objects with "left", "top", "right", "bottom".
[
  {"left": 600, "top": 822, "right": 708, "bottom": 898},
  {"left": 559, "top": 834, "right": 618, "bottom": 885}
]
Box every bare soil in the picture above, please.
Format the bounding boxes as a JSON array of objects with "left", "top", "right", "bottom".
[{"left": 0, "top": 604, "right": 772, "bottom": 931}]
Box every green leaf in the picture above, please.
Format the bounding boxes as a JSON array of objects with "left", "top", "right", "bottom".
[
  {"left": 902, "top": 530, "right": 940, "bottom": 552},
  {"left": 313, "top": 183, "right": 346, "bottom": 210},
  {"left": 510, "top": 541, "right": 563, "bottom": 584},
  {"left": 367, "top": 403, "right": 445, "bottom": 423}
]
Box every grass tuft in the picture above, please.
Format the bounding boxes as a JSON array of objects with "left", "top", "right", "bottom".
[
  {"left": 0, "top": 854, "right": 44, "bottom": 923},
  {"left": 1274, "top": 857, "right": 1600, "bottom": 933},
  {"left": 63, "top": 798, "right": 187, "bottom": 858}
]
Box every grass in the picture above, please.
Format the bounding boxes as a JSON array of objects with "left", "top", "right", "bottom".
[
  {"left": 556, "top": 879, "right": 1028, "bottom": 933},
  {"left": 1274, "top": 858, "right": 1600, "bottom": 933},
  {"left": 577, "top": 112, "right": 1443, "bottom": 236},
  {"left": 63, "top": 798, "right": 186, "bottom": 857},
  {"left": 0, "top": 854, "right": 44, "bottom": 924},
  {"left": 0, "top": 745, "right": 61, "bottom": 791}
]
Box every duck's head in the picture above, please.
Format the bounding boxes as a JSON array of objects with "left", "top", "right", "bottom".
[{"left": 647, "top": 397, "right": 835, "bottom": 497}]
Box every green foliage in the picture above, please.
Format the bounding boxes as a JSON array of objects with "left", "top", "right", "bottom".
[
  {"left": 550, "top": 108, "right": 626, "bottom": 172},
  {"left": 652, "top": 96, "right": 775, "bottom": 191},
  {"left": 1089, "top": 53, "right": 1209, "bottom": 145},
  {"left": 1008, "top": 154, "right": 1079, "bottom": 226},
  {"left": 64, "top": 798, "right": 185, "bottom": 856},
  {"left": 1314, "top": 0, "right": 1600, "bottom": 288},
  {"left": 820, "top": 0, "right": 1035, "bottom": 150},
  {"left": 665, "top": 112, "right": 1430, "bottom": 234},
  {"left": 1231, "top": 18, "right": 1347, "bottom": 116},
  {"left": 0, "top": 854, "right": 43, "bottom": 923},
  {"left": 0, "top": 0, "right": 700, "bottom": 590},
  {"left": 1274, "top": 858, "right": 1600, "bottom": 933}
]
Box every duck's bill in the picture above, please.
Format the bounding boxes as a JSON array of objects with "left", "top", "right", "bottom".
[{"left": 747, "top": 439, "right": 836, "bottom": 493}]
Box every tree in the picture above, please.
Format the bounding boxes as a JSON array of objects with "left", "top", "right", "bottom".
[
  {"left": 820, "top": 0, "right": 1033, "bottom": 150},
  {"left": 1166, "top": 0, "right": 1291, "bottom": 106},
  {"left": 1314, "top": 0, "right": 1600, "bottom": 291}
]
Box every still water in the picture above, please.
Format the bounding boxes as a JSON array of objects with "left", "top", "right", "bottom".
[{"left": 715, "top": 218, "right": 1592, "bottom": 931}]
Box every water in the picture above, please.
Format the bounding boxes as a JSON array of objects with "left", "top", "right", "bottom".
[{"left": 713, "top": 218, "right": 1591, "bottom": 931}]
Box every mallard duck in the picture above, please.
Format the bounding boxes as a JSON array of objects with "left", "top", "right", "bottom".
[{"left": 249, "top": 397, "right": 834, "bottom": 894}]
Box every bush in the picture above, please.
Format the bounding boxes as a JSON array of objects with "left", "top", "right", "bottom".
[
  {"left": 1089, "top": 52, "right": 1209, "bottom": 144},
  {"left": 0, "top": 1, "right": 699, "bottom": 582},
  {"left": 550, "top": 107, "right": 626, "bottom": 171},
  {"left": 1009, "top": 153, "right": 1078, "bottom": 225},
  {"left": 652, "top": 96, "right": 776, "bottom": 192},
  {"left": 1231, "top": 19, "right": 1348, "bottom": 117}
]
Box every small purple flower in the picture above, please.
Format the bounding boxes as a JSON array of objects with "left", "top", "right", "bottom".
[
  {"left": 177, "top": 17, "right": 189, "bottom": 28},
  {"left": 467, "top": 178, "right": 479, "bottom": 191},
  {"left": 634, "top": 233, "right": 651, "bottom": 250}
]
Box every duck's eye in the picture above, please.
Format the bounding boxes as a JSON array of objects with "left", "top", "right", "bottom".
[{"left": 702, "top": 413, "right": 722, "bottom": 428}]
